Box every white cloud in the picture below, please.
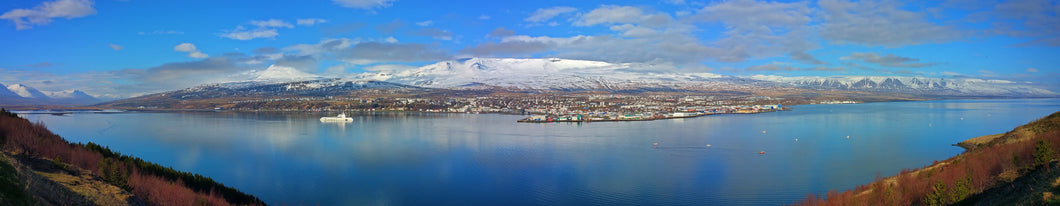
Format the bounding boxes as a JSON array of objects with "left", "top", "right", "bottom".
[
  {"left": 187, "top": 52, "right": 208, "bottom": 59},
  {"left": 109, "top": 43, "right": 123, "bottom": 51},
  {"left": 465, "top": 2, "right": 825, "bottom": 67},
  {"left": 665, "top": 0, "right": 686, "bottom": 5},
  {"left": 411, "top": 28, "right": 453, "bottom": 40},
  {"left": 363, "top": 64, "right": 416, "bottom": 73},
  {"left": 790, "top": 51, "right": 825, "bottom": 65},
  {"left": 221, "top": 26, "right": 279, "bottom": 40},
  {"left": 332, "top": 0, "right": 397, "bottom": 9},
  {"left": 469, "top": 4, "right": 740, "bottom": 66},
  {"left": 525, "top": 6, "right": 577, "bottom": 22},
  {"left": 222, "top": 19, "right": 304, "bottom": 40},
  {"left": 173, "top": 43, "right": 197, "bottom": 52},
  {"left": 691, "top": 0, "right": 811, "bottom": 31},
  {"left": 282, "top": 38, "right": 448, "bottom": 66},
  {"left": 415, "top": 20, "right": 433, "bottom": 26},
  {"left": 324, "top": 65, "right": 347, "bottom": 75},
  {"left": 384, "top": 36, "right": 398, "bottom": 43},
  {"left": 285, "top": 38, "right": 359, "bottom": 56},
  {"left": 818, "top": 0, "right": 963, "bottom": 47},
  {"left": 746, "top": 62, "right": 845, "bottom": 72},
  {"left": 0, "top": 0, "right": 96, "bottom": 30},
  {"left": 982, "top": 0, "right": 1060, "bottom": 46},
  {"left": 840, "top": 52, "right": 938, "bottom": 68},
  {"left": 223, "top": 19, "right": 327, "bottom": 40},
  {"left": 941, "top": 71, "right": 965, "bottom": 76},
  {"left": 689, "top": 0, "right": 816, "bottom": 60},
  {"left": 479, "top": 14, "right": 490, "bottom": 20},
  {"left": 1027, "top": 67, "right": 1039, "bottom": 72},
  {"left": 174, "top": 43, "right": 208, "bottom": 58},
  {"left": 250, "top": 19, "right": 294, "bottom": 28},
  {"left": 296, "top": 18, "right": 327, "bottom": 26},
  {"left": 487, "top": 27, "right": 516, "bottom": 37},
  {"left": 574, "top": 5, "right": 648, "bottom": 26},
  {"left": 340, "top": 42, "right": 450, "bottom": 65}
]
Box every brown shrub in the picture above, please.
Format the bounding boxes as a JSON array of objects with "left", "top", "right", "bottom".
[
  {"left": 1, "top": 114, "right": 259, "bottom": 206},
  {"left": 793, "top": 120, "right": 1060, "bottom": 206}
]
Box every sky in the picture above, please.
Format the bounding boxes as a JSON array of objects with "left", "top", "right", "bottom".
[{"left": 1, "top": 0, "right": 1058, "bottom": 98}]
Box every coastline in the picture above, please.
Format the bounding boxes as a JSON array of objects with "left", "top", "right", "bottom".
[
  {"left": 795, "top": 110, "right": 1060, "bottom": 205},
  {"left": 0, "top": 108, "right": 265, "bottom": 206},
  {"left": 955, "top": 133, "right": 1004, "bottom": 150}
]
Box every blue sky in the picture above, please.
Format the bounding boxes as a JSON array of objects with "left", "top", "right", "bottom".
[{"left": 1, "top": 0, "right": 1058, "bottom": 98}]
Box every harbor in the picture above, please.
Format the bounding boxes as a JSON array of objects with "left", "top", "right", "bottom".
[{"left": 517, "top": 104, "right": 790, "bottom": 123}]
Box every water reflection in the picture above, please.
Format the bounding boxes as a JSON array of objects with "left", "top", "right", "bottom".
[{"left": 23, "top": 98, "right": 1060, "bottom": 205}]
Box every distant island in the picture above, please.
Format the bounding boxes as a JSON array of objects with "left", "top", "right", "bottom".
[
  {"left": 0, "top": 108, "right": 265, "bottom": 206},
  {"left": 794, "top": 110, "right": 1060, "bottom": 205}
]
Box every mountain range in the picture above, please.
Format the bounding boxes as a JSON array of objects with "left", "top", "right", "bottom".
[
  {"left": 25, "top": 58, "right": 1060, "bottom": 107},
  {"left": 232, "top": 58, "right": 1056, "bottom": 97},
  {"left": 0, "top": 83, "right": 102, "bottom": 105}
]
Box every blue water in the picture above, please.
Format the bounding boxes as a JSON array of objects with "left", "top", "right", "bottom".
[{"left": 21, "top": 98, "right": 1060, "bottom": 205}]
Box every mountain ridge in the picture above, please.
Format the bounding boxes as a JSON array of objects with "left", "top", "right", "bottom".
[
  {"left": 63, "top": 58, "right": 1060, "bottom": 108},
  {"left": 0, "top": 83, "right": 102, "bottom": 105}
]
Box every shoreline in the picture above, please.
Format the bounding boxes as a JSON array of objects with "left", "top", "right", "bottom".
[
  {"left": 515, "top": 107, "right": 789, "bottom": 123},
  {"left": 955, "top": 133, "right": 1004, "bottom": 150},
  {"left": 794, "top": 110, "right": 1060, "bottom": 205}
]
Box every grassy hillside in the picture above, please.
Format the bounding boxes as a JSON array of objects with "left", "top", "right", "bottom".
[
  {"left": 0, "top": 108, "right": 265, "bottom": 206},
  {"left": 794, "top": 111, "right": 1060, "bottom": 205}
]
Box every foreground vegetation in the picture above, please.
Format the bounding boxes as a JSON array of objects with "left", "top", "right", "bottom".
[
  {"left": 0, "top": 108, "right": 264, "bottom": 205},
  {"left": 795, "top": 111, "right": 1060, "bottom": 205}
]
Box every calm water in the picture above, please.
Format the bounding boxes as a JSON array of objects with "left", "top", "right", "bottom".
[{"left": 22, "top": 98, "right": 1060, "bottom": 205}]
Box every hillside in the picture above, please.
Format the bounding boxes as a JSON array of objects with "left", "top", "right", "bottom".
[
  {"left": 794, "top": 111, "right": 1060, "bottom": 205},
  {"left": 0, "top": 108, "right": 265, "bottom": 206},
  {"left": 0, "top": 152, "right": 141, "bottom": 205}
]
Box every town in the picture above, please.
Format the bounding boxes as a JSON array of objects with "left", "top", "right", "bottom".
[{"left": 220, "top": 94, "right": 792, "bottom": 122}]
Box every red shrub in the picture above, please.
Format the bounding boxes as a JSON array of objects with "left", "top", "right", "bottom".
[
  {"left": 793, "top": 125, "right": 1060, "bottom": 205},
  {"left": 1, "top": 115, "right": 254, "bottom": 206}
]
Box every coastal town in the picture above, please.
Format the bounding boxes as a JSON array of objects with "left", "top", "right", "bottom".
[
  {"left": 217, "top": 94, "right": 797, "bottom": 122},
  {"left": 516, "top": 103, "right": 787, "bottom": 123}
]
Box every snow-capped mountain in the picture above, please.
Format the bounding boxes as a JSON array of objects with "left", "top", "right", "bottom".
[
  {"left": 46, "top": 90, "right": 102, "bottom": 104},
  {"left": 354, "top": 58, "right": 732, "bottom": 92},
  {"left": 253, "top": 64, "right": 323, "bottom": 83},
  {"left": 0, "top": 83, "right": 22, "bottom": 99},
  {"left": 0, "top": 83, "right": 102, "bottom": 105},
  {"left": 105, "top": 58, "right": 1056, "bottom": 108},
  {"left": 750, "top": 75, "right": 1056, "bottom": 96},
  {"left": 7, "top": 83, "right": 50, "bottom": 99}
]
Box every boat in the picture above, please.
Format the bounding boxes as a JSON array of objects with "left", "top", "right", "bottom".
[{"left": 320, "top": 113, "right": 353, "bottom": 122}]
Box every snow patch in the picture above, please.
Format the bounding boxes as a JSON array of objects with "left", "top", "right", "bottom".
[{"left": 254, "top": 65, "right": 322, "bottom": 83}]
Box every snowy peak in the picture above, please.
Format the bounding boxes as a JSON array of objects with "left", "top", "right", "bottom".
[
  {"left": 47, "top": 90, "right": 96, "bottom": 99},
  {"left": 7, "top": 83, "right": 50, "bottom": 99},
  {"left": 375, "top": 57, "right": 725, "bottom": 90},
  {"left": 753, "top": 75, "right": 1055, "bottom": 96},
  {"left": 0, "top": 83, "right": 21, "bottom": 98},
  {"left": 396, "top": 58, "right": 619, "bottom": 81},
  {"left": 47, "top": 90, "right": 101, "bottom": 104},
  {"left": 254, "top": 64, "right": 322, "bottom": 83},
  {"left": 0, "top": 84, "right": 102, "bottom": 105}
]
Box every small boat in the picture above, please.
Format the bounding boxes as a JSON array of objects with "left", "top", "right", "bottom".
[{"left": 320, "top": 113, "right": 353, "bottom": 122}]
